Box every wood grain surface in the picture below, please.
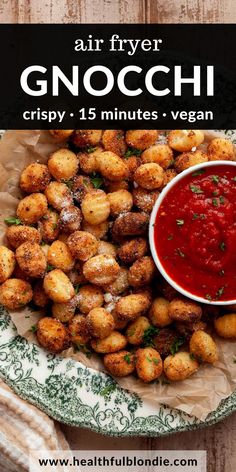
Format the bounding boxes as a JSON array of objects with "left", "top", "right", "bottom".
[{"left": 0, "top": 1, "right": 235, "bottom": 471}]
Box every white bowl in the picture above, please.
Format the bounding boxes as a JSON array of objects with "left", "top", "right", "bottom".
[{"left": 149, "top": 160, "right": 236, "bottom": 306}]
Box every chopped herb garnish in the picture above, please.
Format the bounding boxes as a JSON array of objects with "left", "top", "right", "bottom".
[
  {"left": 46, "top": 264, "right": 54, "bottom": 272},
  {"left": 124, "top": 147, "right": 142, "bottom": 158},
  {"left": 212, "top": 198, "right": 218, "bottom": 207},
  {"left": 124, "top": 354, "right": 131, "bottom": 364},
  {"left": 212, "top": 190, "right": 218, "bottom": 196},
  {"left": 212, "top": 175, "right": 219, "bottom": 184},
  {"left": 216, "top": 286, "right": 225, "bottom": 299},
  {"left": 52, "top": 223, "right": 58, "bottom": 230},
  {"left": 86, "top": 146, "right": 97, "bottom": 154},
  {"left": 91, "top": 173, "right": 104, "bottom": 189},
  {"left": 75, "top": 343, "right": 92, "bottom": 358},
  {"left": 176, "top": 219, "right": 184, "bottom": 226},
  {"left": 200, "top": 213, "right": 207, "bottom": 220},
  {"left": 232, "top": 176, "right": 236, "bottom": 182},
  {"left": 63, "top": 180, "right": 73, "bottom": 190},
  {"left": 100, "top": 383, "right": 116, "bottom": 396},
  {"left": 167, "top": 234, "right": 173, "bottom": 240},
  {"left": 143, "top": 326, "right": 159, "bottom": 347},
  {"left": 219, "top": 269, "right": 225, "bottom": 276},
  {"left": 30, "top": 325, "right": 37, "bottom": 333},
  {"left": 189, "top": 184, "right": 204, "bottom": 194},
  {"left": 74, "top": 284, "right": 81, "bottom": 294},
  {"left": 4, "top": 217, "right": 22, "bottom": 225},
  {"left": 192, "top": 213, "right": 199, "bottom": 220},
  {"left": 176, "top": 248, "right": 185, "bottom": 258},
  {"left": 189, "top": 353, "right": 196, "bottom": 361},
  {"left": 220, "top": 242, "right": 226, "bottom": 252},
  {"left": 42, "top": 214, "right": 49, "bottom": 220},
  {"left": 219, "top": 196, "right": 225, "bottom": 204},
  {"left": 205, "top": 294, "right": 212, "bottom": 301},
  {"left": 41, "top": 241, "right": 46, "bottom": 246},
  {"left": 152, "top": 358, "right": 160, "bottom": 365},
  {"left": 170, "top": 337, "right": 185, "bottom": 355},
  {"left": 192, "top": 169, "right": 205, "bottom": 177}
]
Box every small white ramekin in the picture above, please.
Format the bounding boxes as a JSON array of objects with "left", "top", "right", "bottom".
[{"left": 149, "top": 160, "right": 236, "bottom": 305}]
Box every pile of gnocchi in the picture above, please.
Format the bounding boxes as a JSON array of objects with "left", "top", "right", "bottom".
[{"left": 0, "top": 129, "right": 236, "bottom": 383}]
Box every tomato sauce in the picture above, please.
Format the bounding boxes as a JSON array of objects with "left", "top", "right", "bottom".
[{"left": 154, "top": 165, "right": 236, "bottom": 301}]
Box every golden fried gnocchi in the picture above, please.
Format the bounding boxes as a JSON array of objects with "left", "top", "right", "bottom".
[
  {"left": 6, "top": 225, "right": 42, "bottom": 249},
  {"left": 149, "top": 297, "right": 172, "bottom": 327},
  {"left": 91, "top": 330, "right": 127, "bottom": 353},
  {"left": 107, "top": 190, "right": 133, "bottom": 217},
  {"left": 68, "top": 314, "right": 91, "bottom": 345},
  {"left": 208, "top": 137, "right": 235, "bottom": 161},
  {"left": 135, "top": 347, "right": 163, "bottom": 383},
  {"left": 67, "top": 231, "right": 98, "bottom": 261},
  {"left": 16, "top": 242, "right": 47, "bottom": 278},
  {"left": 174, "top": 150, "right": 208, "bottom": 173},
  {"left": 126, "top": 316, "right": 150, "bottom": 345},
  {"left": 17, "top": 193, "right": 48, "bottom": 224},
  {"left": 33, "top": 280, "right": 49, "bottom": 307},
  {"left": 48, "top": 148, "right": 79, "bottom": 181},
  {"left": 133, "top": 187, "right": 159, "bottom": 213},
  {"left": 47, "top": 240, "right": 74, "bottom": 272},
  {"left": 37, "top": 317, "right": 70, "bottom": 353},
  {"left": 81, "top": 189, "right": 110, "bottom": 225},
  {"left": 43, "top": 269, "right": 75, "bottom": 303},
  {"left": 58, "top": 205, "right": 82, "bottom": 233},
  {"left": 168, "top": 298, "right": 202, "bottom": 322},
  {"left": 95, "top": 151, "right": 129, "bottom": 181},
  {"left": 128, "top": 256, "right": 155, "bottom": 287},
  {"left": 78, "top": 150, "right": 99, "bottom": 174},
  {"left": 112, "top": 212, "right": 149, "bottom": 240},
  {"left": 214, "top": 313, "right": 236, "bottom": 339},
  {"left": 20, "top": 163, "right": 51, "bottom": 193},
  {"left": 72, "top": 175, "right": 93, "bottom": 204},
  {"left": 118, "top": 238, "right": 148, "bottom": 265},
  {"left": 44, "top": 181, "right": 73, "bottom": 211},
  {"left": 50, "top": 129, "right": 74, "bottom": 140},
  {"left": 141, "top": 144, "right": 173, "bottom": 169},
  {"left": 72, "top": 129, "right": 102, "bottom": 147},
  {"left": 190, "top": 331, "right": 218, "bottom": 363},
  {"left": 0, "top": 278, "right": 33, "bottom": 310},
  {"left": 104, "top": 351, "right": 135, "bottom": 377},
  {"left": 0, "top": 246, "right": 15, "bottom": 283},
  {"left": 81, "top": 220, "right": 109, "bottom": 239},
  {"left": 126, "top": 130, "right": 158, "bottom": 150},
  {"left": 159, "top": 169, "right": 177, "bottom": 190},
  {"left": 86, "top": 307, "right": 115, "bottom": 338},
  {"left": 102, "top": 130, "right": 126, "bottom": 156},
  {"left": 116, "top": 293, "right": 151, "bottom": 321},
  {"left": 38, "top": 209, "right": 59, "bottom": 243},
  {"left": 83, "top": 254, "right": 120, "bottom": 285},
  {"left": 164, "top": 351, "right": 199, "bottom": 381},
  {"left": 97, "top": 241, "right": 117, "bottom": 257},
  {"left": 168, "top": 130, "right": 204, "bottom": 152},
  {"left": 134, "top": 163, "right": 164, "bottom": 190},
  {"left": 103, "top": 267, "right": 129, "bottom": 295},
  {"left": 77, "top": 284, "right": 104, "bottom": 314},
  {"left": 52, "top": 296, "right": 78, "bottom": 323}
]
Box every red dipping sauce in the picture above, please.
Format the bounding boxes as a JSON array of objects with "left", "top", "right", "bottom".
[{"left": 153, "top": 164, "right": 236, "bottom": 302}]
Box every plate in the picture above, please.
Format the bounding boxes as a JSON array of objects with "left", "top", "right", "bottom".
[{"left": 0, "top": 129, "right": 236, "bottom": 437}]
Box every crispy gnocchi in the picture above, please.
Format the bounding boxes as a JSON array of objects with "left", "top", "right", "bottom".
[{"left": 1, "top": 128, "right": 235, "bottom": 384}]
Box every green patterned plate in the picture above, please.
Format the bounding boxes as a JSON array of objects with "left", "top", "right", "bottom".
[{"left": 0, "top": 130, "right": 236, "bottom": 437}]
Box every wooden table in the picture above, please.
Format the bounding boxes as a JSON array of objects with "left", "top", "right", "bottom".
[{"left": 0, "top": 1, "right": 236, "bottom": 470}]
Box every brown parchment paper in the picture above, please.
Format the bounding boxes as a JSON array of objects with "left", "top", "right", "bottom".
[{"left": 1, "top": 129, "right": 236, "bottom": 421}]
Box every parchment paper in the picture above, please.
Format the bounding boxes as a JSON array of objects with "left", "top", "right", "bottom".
[{"left": 1, "top": 129, "right": 236, "bottom": 421}]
